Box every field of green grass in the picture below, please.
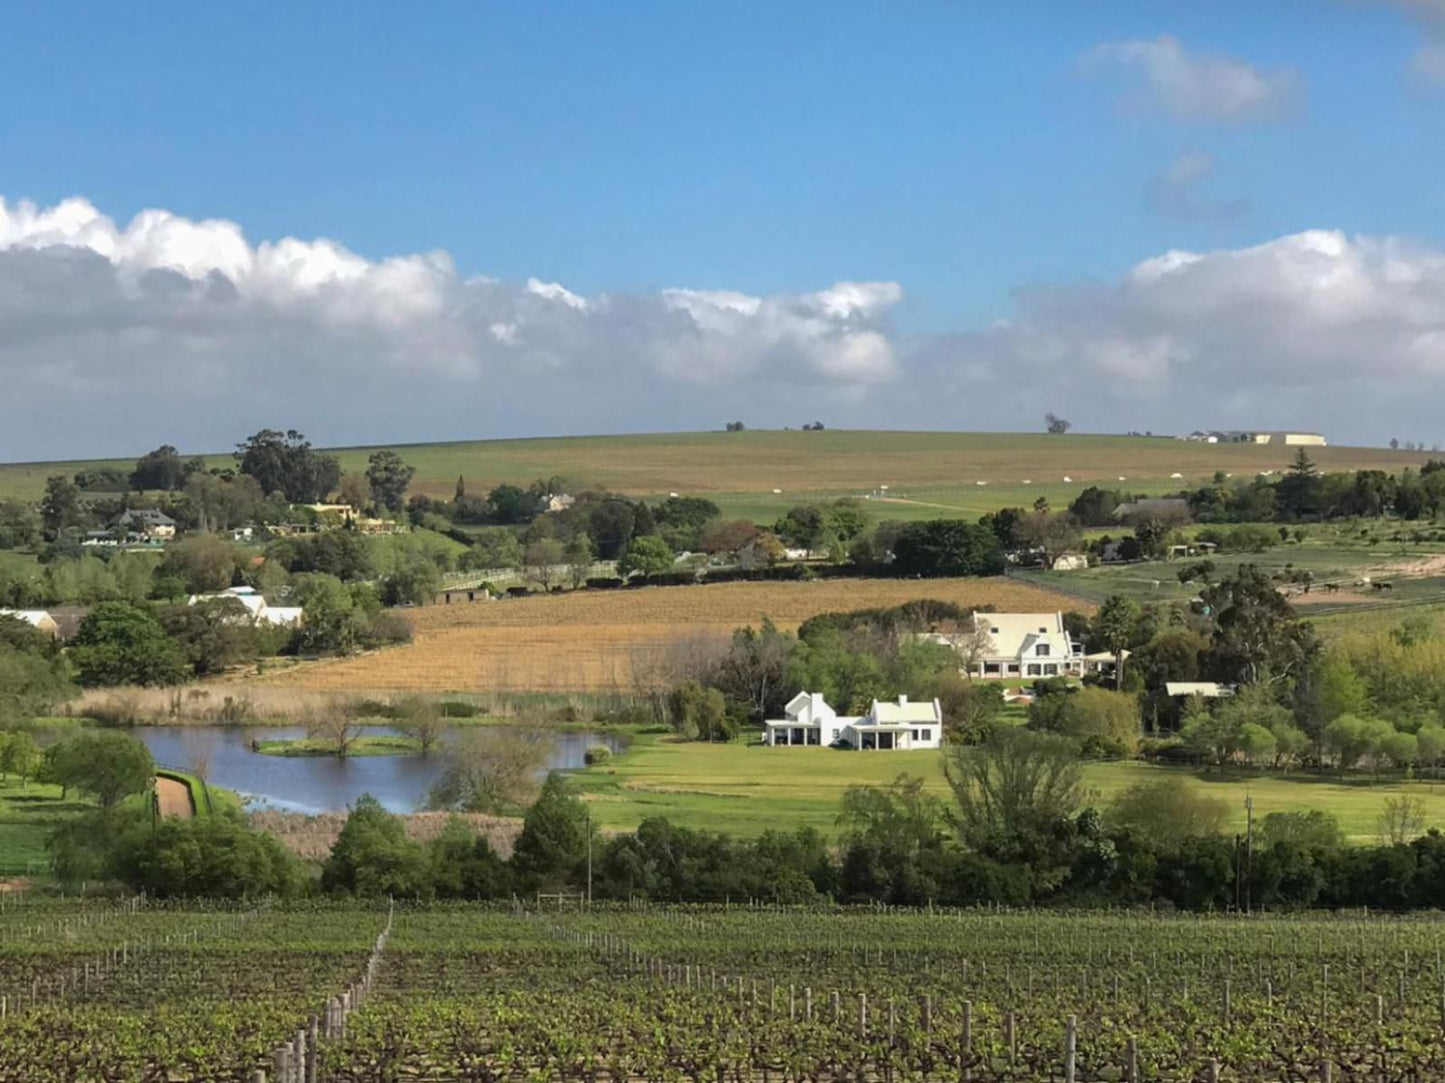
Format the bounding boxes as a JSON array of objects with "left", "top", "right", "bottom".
[
  {"left": 0, "top": 430, "right": 1428, "bottom": 514},
  {"left": 574, "top": 730, "right": 1445, "bottom": 843}
]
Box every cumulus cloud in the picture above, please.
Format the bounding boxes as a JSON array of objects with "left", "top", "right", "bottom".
[
  {"left": 0, "top": 197, "right": 902, "bottom": 458},
  {"left": 1143, "top": 151, "right": 1251, "bottom": 223},
  {"left": 1084, "top": 35, "right": 1301, "bottom": 122},
  {"left": 910, "top": 229, "right": 1445, "bottom": 439}
]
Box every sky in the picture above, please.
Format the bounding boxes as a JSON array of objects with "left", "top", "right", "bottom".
[{"left": 2, "top": 0, "right": 1445, "bottom": 459}]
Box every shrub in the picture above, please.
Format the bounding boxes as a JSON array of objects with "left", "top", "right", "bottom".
[
  {"left": 438, "top": 699, "right": 481, "bottom": 718},
  {"left": 584, "top": 744, "right": 612, "bottom": 765}
]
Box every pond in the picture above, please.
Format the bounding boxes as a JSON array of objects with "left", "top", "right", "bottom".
[{"left": 124, "top": 725, "right": 623, "bottom": 814}]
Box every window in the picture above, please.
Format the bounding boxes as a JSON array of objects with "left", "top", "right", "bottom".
[
  {"left": 1045, "top": 664, "right": 1058, "bottom": 676},
  {"left": 919, "top": 729, "right": 931, "bottom": 741},
  {"left": 990, "top": 627, "right": 999, "bottom": 634},
  {"left": 1036, "top": 643, "right": 1050, "bottom": 657},
  {"left": 1027, "top": 664, "right": 1041, "bottom": 676},
  {"left": 1007, "top": 664, "right": 1020, "bottom": 674},
  {"left": 984, "top": 662, "right": 1001, "bottom": 675},
  {"left": 911, "top": 729, "right": 921, "bottom": 741}
]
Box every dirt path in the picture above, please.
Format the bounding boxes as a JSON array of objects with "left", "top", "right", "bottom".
[{"left": 155, "top": 777, "right": 194, "bottom": 819}]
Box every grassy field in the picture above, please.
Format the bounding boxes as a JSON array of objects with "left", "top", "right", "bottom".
[
  {"left": 0, "top": 430, "right": 1428, "bottom": 510},
  {"left": 255, "top": 735, "right": 422, "bottom": 757},
  {"left": 0, "top": 777, "right": 86, "bottom": 872},
  {"left": 247, "top": 575, "right": 1086, "bottom": 694},
  {"left": 574, "top": 731, "right": 1445, "bottom": 843}
]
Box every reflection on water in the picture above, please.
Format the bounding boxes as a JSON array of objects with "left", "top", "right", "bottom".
[{"left": 120, "top": 725, "right": 621, "bottom": 814}]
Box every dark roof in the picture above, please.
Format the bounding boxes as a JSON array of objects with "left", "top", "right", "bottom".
[
  {"left": 113, "top": 508, "right": 175, "bottom": 526},
  {"left": 1112, "top": 497, "right": 1188, "bottom": 521}
]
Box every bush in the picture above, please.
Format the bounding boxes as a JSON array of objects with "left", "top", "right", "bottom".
[
  {"left": 506, "top": 586, "right": 531, "bottom": 598},
  {"left": 584, "top": 744, "right": 612, "bottom": 765},
  {"left": 438, "top": 699, "right": 481, "bottom": 718},
  {"left": 585, "top": 577, "right": 624, "bottom": 590}
]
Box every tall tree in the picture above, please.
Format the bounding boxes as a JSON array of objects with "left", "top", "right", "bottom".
[
  {"left": 234, "top": 429, "right": 340, "bottom": 503},
  {"left": 366, "top": 451, "right": 416, "bottom": 513},
  {"left": 129, "top": 445, "right": 190, "bottom": 491},
  {"left": 39, "top": 475, "right": 83, "bottom": 539},
  {"left": 1092, "top": 595, "right": 1141, "bottom": 689},
  {"left": 1201, "top": 564, "right": 1318, "bottom": 687},
  {"left": 69, "top": 602, "right": 188, "bottom": 687}
]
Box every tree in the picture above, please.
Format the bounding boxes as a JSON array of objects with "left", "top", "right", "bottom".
[
  {"left": 667, "top": 680, "right": 733, "bottom": 741},
  {"left": 366, "top": 451, "right": 415, "bottom": 513},
  {"left": 129, "top": 445, "right": 191, "bottom": 491},
  {"left": 1044, "top": 413, "right": 1072, "bottom": 435},
  {"left": 1028, "top": 685, "right": 1140, "bottom": 758},
  {"left": 1107, "top": 778, "right": 1227, "bottom": 849},
  {"left": 109, "top": 813, "right": 300, "bottom": 898},
  {"left": 1378, "top": 795, "right": 1427, "bottom": 846},
  {"left": 1201, "top": 564, "right": 1318, "bottom": 687},
  {"left": 427, "top": 817, "right": 512, "bottom": 899},
  {"left": 944, "top": 726, "right": 1086, "bottom": 851},
  {"left": 291, "top": 573, "right": 370, "bottom": 653},
  {"left": 510, "top": 774, "right": 593, "bottom": 890},
  {"left": 462, "top": 527, "right": 524, "bottom": 571},
  {"left": 618, "top": 535, "right": 675, "bottom": 579},
  {"left": 1016, "top": 510, "right": 1083, "bottom": 566},
  {"left": 428, "top": 726, "right": 550, "bottom": 812},
  {"left": 158, "top": 534, "right": 239, "bottom": 594},
  {"left": 933, "top": 672, "right": 1004, "bottom": 743},
  {"left": 381, "top": 554, "right": 442, "bottom": 606},
  {"left": 1276, "top": 447, "right": 1321, "bottom": 519},
  {"left": 564, "top": 534, "right": 595, "bottom": 589},
  {"left": 321, "top": 795, "right": 431, "bottom": 897},
  {"left": 70, "top": 602, "right": 187, "bottom": 687},
  {"left": 891, "top": 521, "right": 1005, "bottom": 578},
  {"left": 486, "top": 484, "right": 541, "bottom": 525},
  {"left": 715, "top": 618, "right": 795, "bottom": 721},
  {"left": 234, "top": 429, "right": 341, "bottom": 502},
  {"left": 1092, "top": 596, "right": 1141, "bottom": 690},
  {"left": 162, "top": 597, "right": 259, "bottom": 676},
  {"left": 337, "top": 472, "right": 370, "bottom": 512},
  {"left": 39, "top": 475, "right": 83, "bottom": 539},
  {"left": 393, "top": 695, "right": 445, "bottom": 754},
  {"left": 1323, "top": 714, "right": 1393, "bottom": 771},
  {"left": 46, "top": 731, "right": 154, "bottom": 808},
  {"left": 0, "top": 731, "right": 40, "bottom": 789},
  {"left": 524, "top": 538, "right": 566, "bottom": 590}
]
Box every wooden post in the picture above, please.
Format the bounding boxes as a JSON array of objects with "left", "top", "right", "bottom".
[
  {"left": 247, "top": 1073, "right": 266, "bottom": 1083},
  {"left": 1224, "top": 979, "right": 1231, "bottom": 1026},
  {"left": 1005, "top": 1011, "right": 1016, "bottom": 1064},
  {"left": 1207, "top": 1058, "right": 1220, "bottom": 1083},
  {"left": 859, "top": 993, "right": 868, "bottom": 1037},
  {"left": 1064, "top": 1014, "right": 1077, "bottom": 1083},
  {"left": 921, "top": 994, "right": 932, "bottom": 1033},
  {"left": 805, "top": 987, "right": 812, "bottom": 1021},
  {"left": 962, "top": 1000, "right": 973, "bottom": 1081},
  {"left": 1126, "top": 1036, "right": 1138, "bottom": 1083},
  {"left": 306, "top": 1017, "right": 318, "bottom": 1083}
]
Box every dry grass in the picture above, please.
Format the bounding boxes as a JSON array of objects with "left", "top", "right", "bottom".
[
  {"left": 248, "top": 809, "right": 522, "bottom": 860},
  {"left": 247, "top": 576, "right": 1089, "bottom": 694},
  {"left": 69, "top": 685, "right": 363, "bottom": 726}
]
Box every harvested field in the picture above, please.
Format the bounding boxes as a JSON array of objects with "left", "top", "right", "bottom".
[{"left": 250, "top": 576, "right": 1087, "bottom": 693}]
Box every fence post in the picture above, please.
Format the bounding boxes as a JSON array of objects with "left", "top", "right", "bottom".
[
  {"left": 1064, "top": 1014, "right": 1077, "bottom": 1083},
  {"left": 1126, "top": 1036, "right": 1138, "bottom": 1083}
]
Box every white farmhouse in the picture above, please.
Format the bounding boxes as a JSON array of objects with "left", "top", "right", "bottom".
[
  {"left": 925, "top": 612, "right": 1086, "bottom": 679},
  {"left": 0, "top": 608, "right": 59, "bottom": 636},
  {"left": 763, "top": 691, "right": 943, "bottom": 750},
  {"left": 188, "top": 586, "right": 305, "bottom": 628}
]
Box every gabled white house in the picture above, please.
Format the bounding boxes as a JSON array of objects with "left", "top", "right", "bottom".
[
  {"left": 0, "top": 608, "right": 59, "bottom": 636},
  {"left": 925, "top": 612, "right": 1085, "bottom": 679},
  {"left": 764, "top": 692, "right": 944, "bottom": 750},
  {"left": 188, "top": 586, "right": 305, "bottom": 628}
]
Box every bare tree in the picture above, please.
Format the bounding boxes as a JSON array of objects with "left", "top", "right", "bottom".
[
  {"left": 182, "top": 731, "right": 214, "bottom": 782},
  {"left": 427, "top": 724, "right": 551, "bottom": 813},
  {"left": 525, "top": 538, "right": 566, "bottom": 591},
  {"left": 304, "top": 700, "right": 360, "bottom": 757},
  {"left": 1378, "top": 795, "right": 1427, "bottom": 846},
  {"left": 944, "top": 727, "right": 1088, "bottom": 850},
  {"left": 394, "top": 695, "right": 446, "bottom": 754},
  {"left": 1044, "top": 413, "right": 1072, "bottom": 435},
  {"left": 944, "top": 620, "right": 995, "bottom": 676}
]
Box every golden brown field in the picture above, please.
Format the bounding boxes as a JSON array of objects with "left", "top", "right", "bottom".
[{"left": 249, "top": 576, "right": 1090, "bottom": 693}]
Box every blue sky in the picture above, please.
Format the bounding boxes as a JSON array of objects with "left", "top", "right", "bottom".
[{"left": 2, "top": 1, "right": 1444, "bottom": 457}]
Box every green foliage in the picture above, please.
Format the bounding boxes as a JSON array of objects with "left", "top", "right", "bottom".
[
  {"left": 321, "top": 794, "right": 432, "bottom": 897},
  {"left": 1028, "top": 686, "right": 1140, "bottom": 758},
  {"left": 617, "top": 535, "right": 675, "bottom": 578},
  {"left": 380, "top": 554, "right": 443, "bottom": 606},
  {"left": 666, "top": 680, "right": 733, "bottom": 742},
  {"left": 234, "top": 428, "right": 341, "bottom": 502},
  {"left": 427, "top": 817, "right": 512, "bottom": 899},
  {"left": 109, "top": 812, "right": 301, "bottom": 898},
  {"left": 43, "top": 731, "right": 154, "bottom": 808},
  {"left": 511, "top": 775, "right": 593, "bottom": 890},
  {"left": 461, "top": 527, "right": 524, "bottom": 571},
  {"left": 1107, "top": 777, "right": 1228, "bottom": 849},
  {"left": 157, "top": 534, "right": 240, "bottom": 593},
  {"left": 162, "top": 597, "right": 260, "bottom": 677},
  {"left": 70, "top": 602, "right": 187, "bottom": 687},
  {"left": 891, "top": 520, "right": 1004, "bottom": 578},
  {"left": 366, "top": 450, "right": 416, "bottom": 512}
]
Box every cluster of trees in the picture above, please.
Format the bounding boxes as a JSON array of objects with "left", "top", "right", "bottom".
[{"left": 59, "top": 726, "right": 1445, "bottom": 911}]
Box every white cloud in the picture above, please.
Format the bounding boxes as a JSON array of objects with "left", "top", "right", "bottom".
[
  {"left": 1144, "top": 151, "right": 1251, "bottom": 222},
  {"left": 911, "top": 229, "right": 1445, "bottom": 439},
  {"left": 1413, "top": 40, "right": 1445, "bottom": 81},
  {"left": 0, "top": 196, "right": 903, "bottom": 457},
  {"left": 1084, "top": 35, "right": 1300, "bottom": 122}
]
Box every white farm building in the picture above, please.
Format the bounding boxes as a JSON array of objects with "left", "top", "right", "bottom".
[{"left": 764, "top": 691, "right": 943, "bottom": 751}]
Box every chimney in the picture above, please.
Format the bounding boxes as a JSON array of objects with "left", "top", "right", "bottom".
[{"left": 899, "top": 694, "right": 908, "bottom": 705}]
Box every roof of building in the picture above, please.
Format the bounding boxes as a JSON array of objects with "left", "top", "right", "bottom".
[
  {"left": 1165, "top": 682, "right": 1234, "bottom": 698},
  {"left": 1112, "top": 497, "right": 1189, "bottom": 521},
  {"left": 0, "top": 608, "right": 57, "bottom": 630},
  {"left": 974, "top": 612, "right": 1078, "bottom": 659},
  {"left": 864, "top": 696, "right": 942, "bottom": 726},
  {"left": 113, "top": 508, "right": 176, "bottom": 526}
]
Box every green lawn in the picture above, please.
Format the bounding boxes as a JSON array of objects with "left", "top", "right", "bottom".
[
  {"left": 573, "top": 732, "right": 1445, "bottom": 843},
  {"left": 0, "top": 777, "right": 88, "bottom": 871},
  {"left": 255, "top": 735, "right": 423, "bottom": 757}
]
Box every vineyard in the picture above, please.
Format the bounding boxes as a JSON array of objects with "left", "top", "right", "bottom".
[
  {"left": 248, "top": 576, "right": 1083, "bottom": 693},
  {"left": 5, "top": 900, "right": 1445, "bottom": 1081}
]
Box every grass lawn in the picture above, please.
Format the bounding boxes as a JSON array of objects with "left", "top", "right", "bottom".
[
  {"left": 0, "top": 777, "right": 89, "bottom": 871},
  {"left": 255, "top": 735, "right": 423, "bottom": 757},
  {"left": 572, "top": 731, "right": 1445, "bottom": 844}
]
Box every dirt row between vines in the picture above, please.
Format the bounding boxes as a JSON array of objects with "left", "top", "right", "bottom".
[{"left": 245, "top": 576, "right": 1088, "bottom": 694}]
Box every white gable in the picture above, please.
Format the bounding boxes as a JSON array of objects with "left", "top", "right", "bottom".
[{"left": 977, "top": 613, "right": 1076, "bottom": 660}]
